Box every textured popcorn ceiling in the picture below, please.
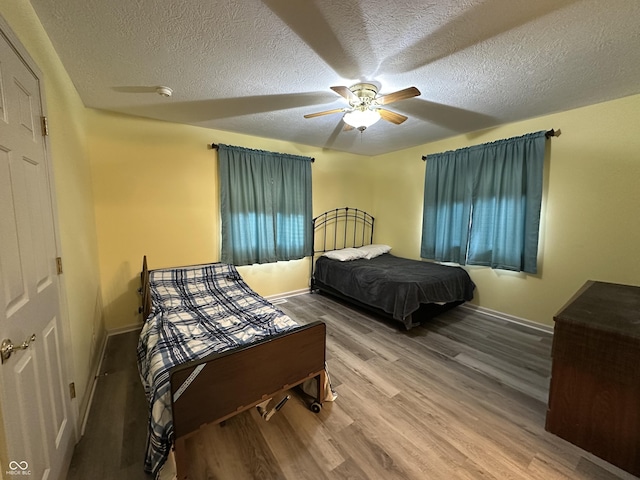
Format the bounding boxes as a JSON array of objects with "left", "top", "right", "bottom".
[{"left": 29, "top": 0, "right": 640, "bottom": 156}]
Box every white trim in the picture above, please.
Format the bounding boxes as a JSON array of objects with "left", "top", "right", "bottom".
[
  {"left": 459, "top": 304, "right": 554, "bottom": 334},
  {"left": 79, "top": 331, "right": 109, "bottom": 436},
  {"left": 264, "top": 289, "right": 309, "bottom": 301},
  {"left": 106, "top": 323, "right": 143, "bottom": 336}
]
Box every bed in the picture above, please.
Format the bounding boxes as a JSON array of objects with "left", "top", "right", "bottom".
[
  {"left": 310, "top": 207, "right": 476, "bottom": 330},
  {"left": 137, "top": 256, "right": 329, "bottom": 479}
]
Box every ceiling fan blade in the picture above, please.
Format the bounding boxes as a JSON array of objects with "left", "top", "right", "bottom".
[
  {"left": 379, "top": 109, "right": 408, "bottom": 125},
  {"left": 376, "top": 87, "right": 421, "bottom": 105},
  {"left": 330, "top": 86, "right": 359, "bottom": 103},
  {"left": 304, "top": 108, "right": 345, "bottom": 119},
  {"left": 112, "top": 86, "right": 160, "bottom": 94}
]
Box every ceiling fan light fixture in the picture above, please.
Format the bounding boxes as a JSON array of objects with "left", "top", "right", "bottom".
[{"left": 343, "top": 108, "right": 381, "bottom": 130}]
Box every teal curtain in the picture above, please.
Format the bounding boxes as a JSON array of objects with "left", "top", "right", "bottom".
[
  {"left": 219, "top": 144, "right": 313, "bottom": 266},
  {"left": 420, "top": 149, "right": 473, "bottom": 264},
  {"left": 421, "top": 131, "right": 546, "bottom": 273}
]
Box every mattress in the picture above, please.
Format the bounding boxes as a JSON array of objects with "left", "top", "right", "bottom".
[{"left": 313, "top": 253, "right": 475, "bottom": 323}]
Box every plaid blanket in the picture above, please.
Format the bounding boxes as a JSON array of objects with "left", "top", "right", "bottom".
[{"left": 137, "top": 262, "right": 299, "bottom": 478}]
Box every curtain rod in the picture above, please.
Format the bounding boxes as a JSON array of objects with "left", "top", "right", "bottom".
[
  {"left": 420, "top": 129, "right": 561, "bottom": 161},
  {"left": 210, "top": 143, "right": 315, "bottom": 162}
]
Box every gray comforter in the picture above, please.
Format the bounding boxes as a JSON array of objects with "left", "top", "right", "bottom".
[{"left": 314, "top": 253, "right": 475, "bottom": 324}]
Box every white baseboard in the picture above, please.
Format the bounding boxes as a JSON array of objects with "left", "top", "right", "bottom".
[
  {"left": 106, "top": 323, "right": 143, "bottom": 336},
  {"left": 263, "top": 291, "right": 555, "bottom": 336},
  {"left": 459, "top": 304, "right": 554, "bottom": 334},
  {"left": 265, "top": 288, "right": 309, "bottom": 303},
  {"left": 80, "top": 332, "right": 109, "bottom": 436}
]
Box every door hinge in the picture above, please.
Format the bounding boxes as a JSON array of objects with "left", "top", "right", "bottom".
[
  {"left": 69, "top": 382, "right": 76, "bottom": 399},
  {"left": 56, "top": 257, "right": 63, "bottom": 275},
  {"left": 41, "top": 116, "right": 49, "bottom": 136}
]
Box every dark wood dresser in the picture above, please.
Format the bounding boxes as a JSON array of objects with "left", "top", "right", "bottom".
[{"left": 546, "top": 280, "right": 640, "bottom": 476}]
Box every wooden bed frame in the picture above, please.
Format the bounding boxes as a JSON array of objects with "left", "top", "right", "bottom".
[{"left": 140, "top": 256, "right": 327, "bottom": 479}]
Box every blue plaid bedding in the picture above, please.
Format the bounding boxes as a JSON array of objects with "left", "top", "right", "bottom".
[{"left": 137, "top": 262, "right": 299, "bottom": 478}]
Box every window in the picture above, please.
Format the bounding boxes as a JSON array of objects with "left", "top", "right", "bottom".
[
  {"left": 421, "top": 131, "right": 546, "bottom": 273},
  {"left": 218, "top": 144, "right": 313, "bottom": 266}
]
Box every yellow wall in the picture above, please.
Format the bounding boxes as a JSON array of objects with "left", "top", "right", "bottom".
[
  {"left": 2, "top": 2, "right": 638, "bottom": 476},
  {"left": 90, "top": 93, "right": 640, "bottom": 331},
  {"left": 87, "top": 109, "right": 374, "bottom": 330},
  {"left": 371, "top": 94, "right": 640, "bottom": 326},
  {"left": 0, "top": 0, "right": 104, "bottom": 467}
]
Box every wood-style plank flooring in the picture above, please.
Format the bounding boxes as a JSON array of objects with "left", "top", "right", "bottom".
[{"left": 68, "top": 293, "right": 638, "bottom": 480}]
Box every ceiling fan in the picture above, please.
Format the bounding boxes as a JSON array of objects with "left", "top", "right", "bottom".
[{"left": 304, "top": 83, "right": 421, "bottom": 131}]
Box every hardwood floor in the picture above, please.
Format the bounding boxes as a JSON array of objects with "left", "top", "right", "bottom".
[{"left": 68, "top": 293, "right": 638, "bottom": 480}]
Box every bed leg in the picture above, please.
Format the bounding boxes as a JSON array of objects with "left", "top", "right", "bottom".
[
  {"left": 310, "top": 370, "right": 326, "bottom": 413},
  {"left": 174, "top": 437, "right": 189, "bottom": 479},
  {"left": 402, "top": 313, "right": 421, "bottom": 330}
]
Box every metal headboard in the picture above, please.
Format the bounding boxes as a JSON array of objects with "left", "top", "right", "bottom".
[{"left": 310, "top": 207, "right": 375, "bottom": 289}]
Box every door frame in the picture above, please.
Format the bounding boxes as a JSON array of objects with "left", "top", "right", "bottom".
[{"left": 0, "top": 13, "right": 79, "bottom": 472}]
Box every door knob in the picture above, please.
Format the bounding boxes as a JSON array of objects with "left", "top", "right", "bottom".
[{"left": 1, "top": 334, "right": 36, "bottom": 364}]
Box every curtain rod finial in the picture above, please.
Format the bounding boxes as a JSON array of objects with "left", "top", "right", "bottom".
[{"left": 545, "top": 129, "right": 561, "bottom": 138}]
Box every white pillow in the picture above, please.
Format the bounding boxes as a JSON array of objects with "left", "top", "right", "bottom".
[
  {"left": 357, "top": 244, "right": 392, "bottom": 259},
  {"left": 323, "top": 247, "right": 367, "bottom": 262}
]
